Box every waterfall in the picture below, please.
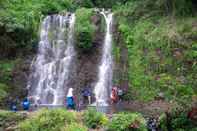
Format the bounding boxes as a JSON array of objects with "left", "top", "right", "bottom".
[
  {"left": 94, "top": 11, "right": 113, "bottom": 106},
  {"left": 27, "top": 13, "right": 76, "bottom": 105}
]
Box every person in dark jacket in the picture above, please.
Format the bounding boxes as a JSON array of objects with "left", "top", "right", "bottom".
[
  {"left": 22, "top": 98, "right": 30, "bottom": 111},
  {"left": 10, "top": 101, "right": 17, "bottom": 112}
]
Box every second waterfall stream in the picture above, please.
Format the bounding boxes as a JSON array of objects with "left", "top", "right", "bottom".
[{"left": 94, "top": 11, "right": 113, "bottom": 106}]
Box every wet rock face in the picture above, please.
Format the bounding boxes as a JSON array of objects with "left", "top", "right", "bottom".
[
  {"left": 8, "top": 57, "right": 33, "bottom": 104},
  {"left": 74, "top": 13, "right": 104, "bottom": 100},
  {"left": 113, "top": 17, "right": 129, "bottom": 92}
]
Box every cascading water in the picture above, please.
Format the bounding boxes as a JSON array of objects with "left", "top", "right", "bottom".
[
  {"left": 27, "top": 13, "right": 76, "bottom": 105},
  {"left": 94, "top": 11, "right": 113, "bottom": 106}
]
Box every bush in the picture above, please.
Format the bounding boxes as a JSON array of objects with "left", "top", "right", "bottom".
[
  {"left": 63, "top": 123, "right": 88, "bottom": 131},
  {"left": 18, "top": 108, "right": 78, "bottom": 131},
  {"left": 75, "top": 8, "right": 96, "bottom": 51},
  {"left": 171, "top": 111, "right": 197, "bottom": 131},
  {"left": 0, "top": 110, "right": 26, "bottom": 129},
  {"left": 0, "top": 83, "right": 8, "bottom": 101},
  {"left": 158, "top": 113, "right": 168, "bottom": 131},
  {"left": 82, "top": 107, "right": 108, "bottom": 129},
  {"left": 107, "top": 112, "right": 147, "bottom": 131}
]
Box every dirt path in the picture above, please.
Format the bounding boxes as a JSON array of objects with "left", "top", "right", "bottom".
[{"left": 109, "top": 100, "right": 171, "bottom": 117}]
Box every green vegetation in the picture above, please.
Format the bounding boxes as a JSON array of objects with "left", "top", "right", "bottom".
[
  {"left": 0, "top": 110, "right": 26, "bottom": 129},
  {"left": 0, "top": 60, "right": 16, "bottom": 102},
  {"left": 158, "top": 111, "right": 197, "bottom": 131},
  {"left": 114, "top": 0, "right": 197, "bottom": 105},
  {"left": 75, "top": 8, "right": 96, "bottom": 51},
  {"left": 0, "top": 109, "right": 150, "bottom": 131},
  {"left": 74, "top": 0, "right": 129, "bottom": 8},
  {"left": 171, "top": 113, "right": 195, "bottom": 131},
  {"left": 63, "top": 123, "right": 88, "bottom": 131},
  {"left": 1, "top": 108, "right": 197, "bottom": 131},
  {"left": 18, "top": 108, "right": 79, "bottom": 131},
  {"left": 0, "top": 0, "right": 74, "bottom": 58},
  {"left": 107, "top": 112, "right": 147, "bottom": 131},
  {"left": 82, "top": 107, "right": 108, "bottom": 129}
]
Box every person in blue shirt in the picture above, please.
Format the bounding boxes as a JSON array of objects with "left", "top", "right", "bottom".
[
  {"left": 82, "top": 87, "right": 92, "bottom": 105},
  {"left": 22, "top": 98, "right": 30, "bottom": 111}
]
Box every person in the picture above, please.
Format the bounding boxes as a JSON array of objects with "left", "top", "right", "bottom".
[
  {"left": 110, "top": 87, "right": 118, "bottom": 104},
  {"left": 22, "top": 98, "right": 30, "bottom": 111},
  {"left": 66, "top": 88, "right": 75, "bottom": 110},
  {"left": 82, "top": 88, "right": 92, "bottom": 105},
  {"left": 118, "top": 88, "right": 123, "bottom": 101},
  {"left": 10, "top": 101, "right": 17, "bottom": 112}
]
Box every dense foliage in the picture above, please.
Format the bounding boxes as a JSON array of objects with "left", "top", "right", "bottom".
[
  {"left": 82, "top": 107, "right": 108, "bottom": 129},
  {"left": 0, "top": 0, "right": 74, "bottom": 58},
  {"left": 114, "top": 0, "right": 197, "bottom": 106},
  {"left": 158, "top": 110, "right": 197, "bottom": 131},
  {"left": 18, "top": 108, "right": 79, "bottom": 131},
  {"left": 75, "top": 8, "right": 96, "bottom": 51},
  {"left": 0, "top": 110, "right": 26, "bottom": 129},
  {"left": 0, "top": 60, "right": 17, "bottom": 102},
  {"left": 107, "top": 112, "right": 147, "bottom": 131}
]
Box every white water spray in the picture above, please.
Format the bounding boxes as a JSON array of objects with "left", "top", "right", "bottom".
[
  {"left": 27, "top": 14, "right": 76, "bottom": 105},
  {"left": 94, "top": 11, "right": 113, "bottom": 106}
]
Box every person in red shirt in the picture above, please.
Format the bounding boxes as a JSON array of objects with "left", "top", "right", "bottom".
[{"left": 110, "top": 87, "right": 118, "bottom": 104}]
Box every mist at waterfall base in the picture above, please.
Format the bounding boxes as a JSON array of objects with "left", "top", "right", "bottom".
[
  {"left": 93, "top": 11, "right": 113, "bottom": 107},
  {"left": 27, "top": 13, "right": 76, "bottom": 106}
]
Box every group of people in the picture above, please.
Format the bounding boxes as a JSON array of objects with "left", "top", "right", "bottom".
[
  {"left": 10, "top": 86, "right": 123, "bottom": 111},
  {"left": 65, "top": 86, "right": 123, "bottom": 110},
  {"left": 65, "top": 87, "right": 92, "bottom": 110},
  {"left": 10, "top": 98, "right": 30, "bottom": 112}
]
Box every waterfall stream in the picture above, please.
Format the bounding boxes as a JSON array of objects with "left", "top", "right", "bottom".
[
  {"left": 27, "top": 13, "right": 76, "bottom": 105},
  {"left": 94, "top": 11, "right": 113, "bottom": 106}
]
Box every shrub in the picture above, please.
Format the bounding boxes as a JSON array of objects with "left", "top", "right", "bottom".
[
  {"left": 107, "top": 112, "right": 147, "bottom": 131},
  {"left": 171, "top": 111, "right": 197, "bottom": 131},
  {"left": 18, "top": 108, "right": 77, "bottom": 131},
  {"left": 82, "top": 107, "right": 108, "bottom": 129},
  {"left": 0, "top": 110, "right": 26, "bottom": 129},
  {"left": 75, "top": 8, "right": 96, "bottom": 51},
  {"left": 63, "top": 123, "right": 88, "bottom": 131},
  {"left": 0, "top": 83, "right": 8, "bottom": 101},
  {"left": 158, "top": 113, "right": 168, "bottom": 131}
]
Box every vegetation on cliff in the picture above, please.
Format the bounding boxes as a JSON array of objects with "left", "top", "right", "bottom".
[
  {"left": 75, "top": 8, "right": 96, "bottom": 51},
  {"left": 114, "top": 0, "right": 196, "bottom": 107}
]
